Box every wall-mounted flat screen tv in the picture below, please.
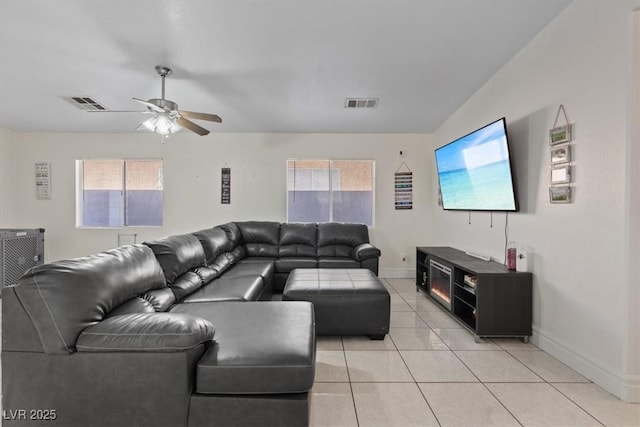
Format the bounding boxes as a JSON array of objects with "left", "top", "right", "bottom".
[{"left": 435, "top": 117, "right": 518, "bottom": 211}]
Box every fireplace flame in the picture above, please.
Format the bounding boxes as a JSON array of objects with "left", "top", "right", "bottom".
[{"left": 431, "top": 288, "right": 451, "bottom": 303}]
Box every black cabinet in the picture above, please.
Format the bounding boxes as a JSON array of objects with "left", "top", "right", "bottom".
[
  {"left": 416, "top": 249, "right": 429, "bottom": 293},
  {"left": 416, "top": 246, "right": 532, "bottom": 340}
]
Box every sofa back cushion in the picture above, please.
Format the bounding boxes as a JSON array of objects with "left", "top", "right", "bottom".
[
  {"left": 13, "top": 245, "right": 166, "bottom": 354},
  {"left": 166, "top": 271, "right": 203, "bottom": 301},
  {"left": 317, "top": 223, "right": 370, "bottom": 257},
  {"left": 279, "top": 223, "right": 317, "bottom": 257},
  {"left": 106, "top": 297, "right": 156, "bottom": 318},
  {"left": 236, "top": 221, "right": 280, "bottom": 257},
  {"left": 219, "top": 222, "right": 242, "bottom": 247},
  {"left": 144, "top": 234, "right": 206, "bottom": 284},
  {"left": 192, "top": 227, "right": 230, "bottom": 265}
]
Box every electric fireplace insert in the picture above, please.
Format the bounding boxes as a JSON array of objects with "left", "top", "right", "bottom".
[{"left": 429, "top": 259, "right": 452, "bottom": 310}]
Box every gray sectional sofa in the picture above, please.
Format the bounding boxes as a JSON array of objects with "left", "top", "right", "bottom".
[{"left": 2, "top": 221, "right": 381, "bottom": 427}]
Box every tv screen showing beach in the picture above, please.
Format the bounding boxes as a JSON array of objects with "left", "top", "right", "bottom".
[{"left": 435, "top": 118, "right": 517, "bottom": 211}]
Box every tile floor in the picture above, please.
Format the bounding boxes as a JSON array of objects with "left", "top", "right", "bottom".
[
  {"left": 309, "top": 278, "right": 640, "bottom": 427},
  {"left": 1, "top": 279, "right": 638, "bottom": 426}
]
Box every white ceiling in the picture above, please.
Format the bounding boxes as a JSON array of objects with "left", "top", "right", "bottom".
[{"left": 0, "top": 0, "right": 571, "bottom": 134}]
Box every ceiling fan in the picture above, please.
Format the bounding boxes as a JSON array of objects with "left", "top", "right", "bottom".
[{"left": 93, "top": 65, "right": 222, "bottom": 136}]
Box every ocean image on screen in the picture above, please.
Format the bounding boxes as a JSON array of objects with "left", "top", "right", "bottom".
[{"left": 435, "top": 120, "right": 516, "bottom": 211}]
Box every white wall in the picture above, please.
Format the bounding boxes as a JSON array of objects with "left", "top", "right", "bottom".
[
  {"left": 0, "top": 128, "right": 8, "bottom": 227},
  {"left": 625, "top": 7, "right": 640, "bottom": 404},
  {"left": 1, "top": 131, "right": 432, "bottom": 275},
  {"left": 431, "top": 1, "right": 639, "bottom": 402}
]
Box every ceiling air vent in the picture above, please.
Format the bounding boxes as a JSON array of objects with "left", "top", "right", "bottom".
[
  {"left": 344, "top": 98, "right": 378, "bottom": 109},
  {"left": 64, "top": 96, "right": 108, "bottom": 111}
]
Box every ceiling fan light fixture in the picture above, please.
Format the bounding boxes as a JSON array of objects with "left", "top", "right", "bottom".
[{"left": 142, "top": 114, "right": 182, "bottom": 135}]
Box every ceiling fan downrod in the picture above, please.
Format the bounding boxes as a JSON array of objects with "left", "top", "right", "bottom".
[{"left": 155, "top": 65, "right": 172, "bottom": 101}]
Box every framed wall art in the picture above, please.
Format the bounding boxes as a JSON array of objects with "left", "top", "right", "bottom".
[
  {"left": 551, "top": 144, "right": 571, "bottom": 165},
  {"left": 551, "top": 165, "right": 571, "bottom": 184},
  {"left": 549, "top": 186, "right": 571, "bottom": 203},
  {"left": 549, "top": 104, "right": 572, "bottom": 145}
]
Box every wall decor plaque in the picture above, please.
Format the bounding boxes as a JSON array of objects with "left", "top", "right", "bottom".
[{"left": 221, "top": 167, "right": 231, "bottom": 204}]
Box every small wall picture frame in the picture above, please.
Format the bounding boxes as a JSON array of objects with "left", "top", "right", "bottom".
[
  {"left": 549, "top": 124, "right": 572, "bottom": 145},
  {"left": 549, "top": 186, "right": 572, "bottom": 203},
  {"left": 551, "top": 165, "right": 571, "bottom": 184},
  {"left": 551, "top": 144, "right": 571, "bottom": 165}
]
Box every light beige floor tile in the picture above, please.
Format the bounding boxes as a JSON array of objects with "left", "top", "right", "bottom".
[
  {"left": 394, "top": 288, "right": 423, "bottom": 297},
  {"left": 417, "top": 310, "right": 462, "bottom": 329},
  {"left": 492, "top": 337, "right": 540, "bottom": 351},
  {"left": 381, "top": 280, "right": 399, "bottom": 295},
  {"left": 510, "top": 350, "right": 589, "bottom": 383},
  {"left": 315, "top": 350, "right": 349, "bottom": 382},
  {"left": 345, "top": 350, "right": 414, "bottom": 382},
  {"left": 316, "top": 335, "right": 343, "bottom": 351},
  {"left": 342, "top": 335, "right": 397, "bottom": 351},
  {"left": 391, "top": 311, "right": 429, "bottom": 328},
  {"left": 389, "top": 327, "right": 448, "bottom": 350},
  {"left": 455, "top": 351, "right": 542, "bottom": 382},
  {"left": 385, "top": 278, "right": 417, "bottom": 288},
  {"left": 390, "top": 294, "right": 414, "bottom": 311},
  {"left": 432, "top": 328, "right": 501, "bottom": 350},
  {"left": 419, "top": 383, "right": 520, "bottom": 426},
  {"left": 553, "top": 383, "right": 640, "bottom": 427},
  {"left": 310, "top": 383, "right": 358, "bottom": 427},
  {"left": 352, "top": 382, "right": 438, "bottom": 427},
  {"left": 401, "top": 350, "right": 477, "bottom": 382},
  {"left": 390, "top": 288, "right": 419, "bottom": 296},
  {"left": 487, "top": 383, "right": 602, "bottom": 426},
  {"left": 384, "top": 286, "right": 398, "bottom": 295},
  {"left": 403, "top": 296, "right": 448, "bottom": 312}
]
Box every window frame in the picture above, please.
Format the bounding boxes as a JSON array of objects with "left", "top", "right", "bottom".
[
  {"left": 75, "top": 158, "right": 164, "bottom": 229},
  {"left": 286, "top": 158, "right": 375, "bottom": 226}
]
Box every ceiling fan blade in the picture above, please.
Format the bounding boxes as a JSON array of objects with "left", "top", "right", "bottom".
[
  {"left": 176, "top": 117, "right": 210, "bottom": 136},
  {"left": 132, "top": 97, "right": 165, "bottom": 113},
  {"left": 180, "top": 110, "right": 222, "bottom": 123}
]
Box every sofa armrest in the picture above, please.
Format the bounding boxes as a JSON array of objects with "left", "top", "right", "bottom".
[
  {"left": 76, "top": 313, "right": 214, "bottom": 352},
  {"left": 352, "top": 243, "right": 381, "bottom": 261}
]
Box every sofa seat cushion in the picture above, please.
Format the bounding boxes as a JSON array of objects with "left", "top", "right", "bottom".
[
  {"left": 275, "top": 257, "right": 318, "bottom": 273},
  {"left": 317, "top": 257, "right": 360, "bottom": 269},
  {"left": 170, "top": 301, "right": 315, "bottom": 394},
  {"left": 224, "top": 261, "right": 275, "bottom": 282},
  {"left": 239, "top": 256, "right": 277, "bottom": 264},
  {"left": 178, "top": 276, "right": 264, "bottom": 303}
]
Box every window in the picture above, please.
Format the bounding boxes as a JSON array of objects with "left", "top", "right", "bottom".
[
  {"left": 287, "top": 159, "right": 374, "bottom": 225},
  {"left": 77, "top": 159, "right": 163, "bottom": 227}
]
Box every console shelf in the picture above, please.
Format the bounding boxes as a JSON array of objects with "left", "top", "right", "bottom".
[{"left": 416, "top": 246, "right": 532, "bottom": 340}]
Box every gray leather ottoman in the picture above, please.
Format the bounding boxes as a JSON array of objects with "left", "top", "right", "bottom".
[{"left": 283, "top": 269, "right": 390, "bottom": 339}]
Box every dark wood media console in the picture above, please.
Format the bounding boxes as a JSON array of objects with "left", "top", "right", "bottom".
[{"left": 416, "top": 246, "right": 532, "bottom": 341}]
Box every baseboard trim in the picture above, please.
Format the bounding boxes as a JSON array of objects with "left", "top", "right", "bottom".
[
  {"left": 532, "top": 325, "right": 640, "bottom": 403},
  {"left": 378, "top": 268, "right": 414, "bottom": 279}
]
